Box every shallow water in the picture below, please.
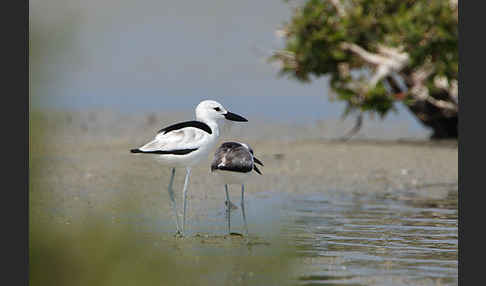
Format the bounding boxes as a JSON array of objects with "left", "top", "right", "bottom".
[
  {"left": 29, "top": 110, "right": 458, "bottom": 286},
  {"left": 281, "top": 190, "right": 458, "bottom": 286},
  {"left": 101, "top": 188, "right": 458, "bottom": 286}
]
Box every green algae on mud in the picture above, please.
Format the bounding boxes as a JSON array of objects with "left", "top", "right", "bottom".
[
  {"left": 29, "top": 109, "right": 458, "bottom": 286},
  {"left": 29, "top": 214, "right": 297, "bottom": 286}
]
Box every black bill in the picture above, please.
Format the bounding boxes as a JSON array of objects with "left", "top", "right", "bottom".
[{"left": 224, "top": 112, "right": 248, "bottom": 122}]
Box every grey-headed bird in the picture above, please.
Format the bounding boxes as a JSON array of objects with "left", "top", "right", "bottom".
[{"left": 210, "top": 142, "right": 263, "bottom": 236}]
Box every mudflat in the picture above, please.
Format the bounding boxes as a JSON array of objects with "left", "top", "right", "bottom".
[
  {"left": 30, "top": 110, "right": 458, "bottom": 286},
  {"left": 30, "top": 109, "right": 457, "bottom": 208}
]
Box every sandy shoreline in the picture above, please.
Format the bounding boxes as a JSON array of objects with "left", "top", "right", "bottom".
[
  {"left": 29, "top": 109, "right": 458, "bottom": 286},
  {"left": 30, "top": 110, "right": 457, "bottom": 224}
]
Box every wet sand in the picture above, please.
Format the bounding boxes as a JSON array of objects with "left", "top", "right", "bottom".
[
  {"left": 30, "top": 110, "right": 458, "bottom": 285},
  {"left": 30, "top": 109, "right": 457, "bottom": 209}
]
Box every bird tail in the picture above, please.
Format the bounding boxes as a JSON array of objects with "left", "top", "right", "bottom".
[
  {"left": 254, "top": 157, "right": 264, "bottom": 166},
  {"left": 253, "top": 157, "right": 263, "bottom": 175},
  {"left": 130, "top": 149, "right": 142, "bottom": 153},
  {"left": 253, "top": 165, "right": 262, "bottom": 175}
]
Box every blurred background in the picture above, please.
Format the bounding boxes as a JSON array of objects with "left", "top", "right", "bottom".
[
  {"left": 30, "top": 0, "right": 458, "bottom": 285},
  {"left": 30, "top": 0, "right": 435, "bottom": 139}
]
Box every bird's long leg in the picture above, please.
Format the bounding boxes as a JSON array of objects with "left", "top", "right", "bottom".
[
  {"left": 181, "top": 167, "right": 192, "bottom": 236},
  {"left": 167, "top": 168, "right": 181, "bottom": 235},
  {"left": 225, "top": 184, "right": 231, "bottom": 235},
  {"left": 241, "top": 184, "right": 248, "bottom": 236}
]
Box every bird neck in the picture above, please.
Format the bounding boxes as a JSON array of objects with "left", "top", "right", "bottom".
[{"left": 199, "top": 118, "right": 220, "bottom": 137}]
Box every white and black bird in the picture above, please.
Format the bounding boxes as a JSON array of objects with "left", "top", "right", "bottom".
[
  {"left": 130, "top": 100, "right": 248, "bottom": 237},
  {"left": 210, "top": 142, "right": 264, "bottom": 236}
]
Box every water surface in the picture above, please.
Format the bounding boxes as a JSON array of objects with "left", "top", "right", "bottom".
[{"left": 281, "top": 190, "right": 458, "bottom": 285}]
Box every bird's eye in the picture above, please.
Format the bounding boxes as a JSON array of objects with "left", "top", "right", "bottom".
[{"left": 213, "top": 107, "right": 221, "bottom": 112}]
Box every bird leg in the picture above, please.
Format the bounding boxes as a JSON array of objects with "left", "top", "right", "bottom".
[
  {"left": 181, "top": 167, "right": 192, "bottom": 236},
  {"left": 241, "top": 184, "right": 249, "bottom": 236},
  {"left": 167, "top": 168, "right": 181, "bottom": 236},
  {"left": 225, "top": 184, "right": 231, "bottom": 235}
]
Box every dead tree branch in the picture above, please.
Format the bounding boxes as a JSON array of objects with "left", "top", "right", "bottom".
[
  {"left": 329, "top": 0, "right": 347, "bottom": 17},
  {"left": 341, "top": 42, "right": 409, "bottom": 87}
]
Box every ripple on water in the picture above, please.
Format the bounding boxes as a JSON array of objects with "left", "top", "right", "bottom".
[{"left": 283, "top": 189, "right": 458, "bottom": 286}]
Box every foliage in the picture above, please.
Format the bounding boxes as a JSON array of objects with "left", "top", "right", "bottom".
[{"left": 271, "top": 0, "right": 458, "bottom": 120}]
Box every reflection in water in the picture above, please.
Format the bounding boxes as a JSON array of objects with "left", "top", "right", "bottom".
[{"left": 284, "top": 190, "right": 458, "bottom": 286}]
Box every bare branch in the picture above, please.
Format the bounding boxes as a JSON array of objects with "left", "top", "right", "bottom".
[
  {"left": 425, "top": 97, "right": 457, "bottom": 111},
  {"left": 410, "top": 62, "right": 434, "bottom": 92},
  {"left": 329, "top": 0, "right": 346, "bottom": 17},
  {"left": 377, "top": 45, "right": 409, "bottom": 64},
  {"left": 341, "top": 43, "right": 389, "bottom": 66},
  {"left": 341, "top": 42, "right": 409, "bottom": 87},
  {"left": 340, "top": 43, "right": 457, "bottom": 113},
  {"left": 434, "top": 75, "right": 449, "bottom": 90},
  {"left": 409, "top": 64, "right": 457, "bottom": 111},
  {"left": 449, "top": 79, "right": 458, "bottom": 104},
  {"left": 432, "top": 75, "right": 458, "bottom": 105},
  {"left": 450, "top": 0, "right": 458, "bottom": 21},
  {"left": 340, "top": 112, "right": 363, "bottom": 141}
]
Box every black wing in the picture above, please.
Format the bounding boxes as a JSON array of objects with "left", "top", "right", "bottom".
[
  {"left": 211, "top": 143, "right": 253, "bottom": 173},
  {"left": 158, "top": 120, "right": 212, "bottom": 135}
]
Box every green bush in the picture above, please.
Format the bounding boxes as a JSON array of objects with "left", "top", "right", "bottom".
[{"left": 272, "top": 0, "right": 458, "bottom": 138}]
